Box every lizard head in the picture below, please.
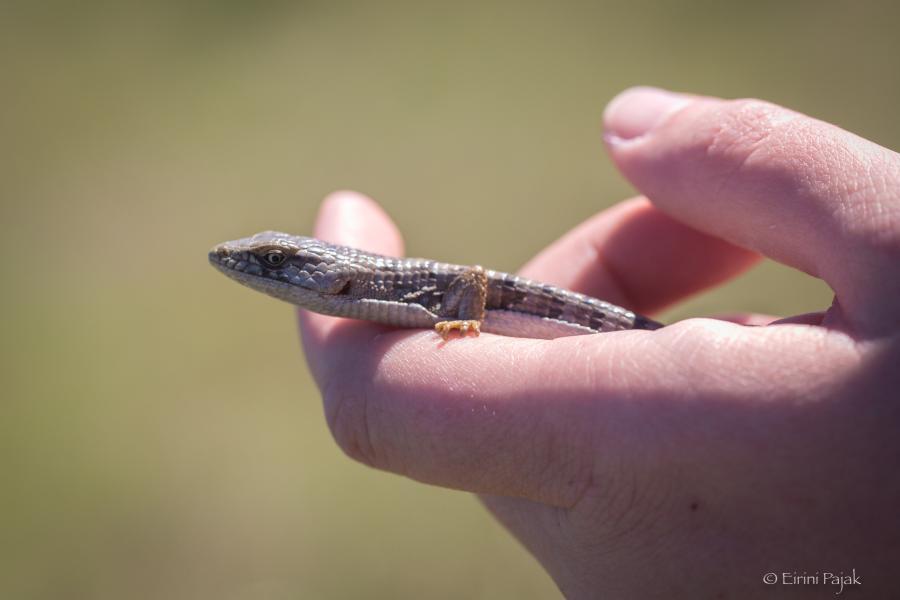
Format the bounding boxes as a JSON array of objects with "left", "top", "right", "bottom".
[{"left": 209, "top": 231, "right": 354, "bottom": 307}]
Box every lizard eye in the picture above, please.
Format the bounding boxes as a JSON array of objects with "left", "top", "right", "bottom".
[{"left": 261, "top": 250, "right": 286, "bottom": 267}]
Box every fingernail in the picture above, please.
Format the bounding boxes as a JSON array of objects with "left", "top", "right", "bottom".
[{"left": 603, "top": 86, "right": 692, "bottom": 144}]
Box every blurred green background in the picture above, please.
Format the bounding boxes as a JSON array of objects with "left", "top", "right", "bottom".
[{"left": 2, "top": 1, "right": 898, "bottom": 598}]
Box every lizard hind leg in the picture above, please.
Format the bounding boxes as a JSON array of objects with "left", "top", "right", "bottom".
[{"left": 435, "top": 265, "right": 487, "bottom": 338}]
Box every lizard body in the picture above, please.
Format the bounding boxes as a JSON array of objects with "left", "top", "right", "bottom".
[{"left": 209, "top": 231, "right": 662, "bottom": 338}]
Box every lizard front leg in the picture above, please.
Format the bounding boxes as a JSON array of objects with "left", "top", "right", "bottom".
[{"left": 435, "top": 265, "right": 487, "bottom": 338}]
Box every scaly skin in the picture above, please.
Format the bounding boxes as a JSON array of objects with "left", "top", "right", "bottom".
[{"left": 208, "top": 231, "right": 662, "bottom": 338}]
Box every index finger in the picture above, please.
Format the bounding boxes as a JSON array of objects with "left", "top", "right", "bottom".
[{"left": 297, "top": 190, "right": 405, "bottom": 389}]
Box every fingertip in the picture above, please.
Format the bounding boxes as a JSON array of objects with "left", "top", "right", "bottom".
[
  {"left": 319, "top": 189, "right": 371, "bottom": 215},
  {"left": 299, "top": 190, "right": 406, "bottom": 370},
  {"left": 315, "top": 190, "right": 405, "bottom": 256},
  {"left": 603, "top": 86, "right": 694, "bottom": 144}
]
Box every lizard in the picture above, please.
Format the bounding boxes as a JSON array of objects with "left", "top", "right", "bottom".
[{"left": 209, "top": 231, "right": 663, "bottom": 339}]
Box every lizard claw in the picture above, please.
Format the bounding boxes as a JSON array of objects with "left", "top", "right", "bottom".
[{"left": 435, "top": 320, "right": 482, "bottom": 338}]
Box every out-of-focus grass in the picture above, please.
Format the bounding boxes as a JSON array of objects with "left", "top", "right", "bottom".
[{"left": 1, "top": 1, "right": 898, "bottom": 598}]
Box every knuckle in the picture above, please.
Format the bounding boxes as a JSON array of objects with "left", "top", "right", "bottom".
[
  {"left": 531, "top": 428, "right": 596, "bottom": 509},
  {"left": 703, "top": 100, "right": 900, "bottom": 257},
  {"left": 837, "top": 149, "right": 900, "bottom": 255},
  {"left": 660, "top": 97, "right": 806, "bottom": 201},
  {"left": 703, "top": 98, "right": 796, "bottom": 170},
  {"left": 321, "top": 378, "right": 379, "bottom": 468},
  {"left": 562, "top": 457, "right": 682, "bottom": 554},
  {"left": 701, "top": 100, "right": 900, "bottom": 255}
]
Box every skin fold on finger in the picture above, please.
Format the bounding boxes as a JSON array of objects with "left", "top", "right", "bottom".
[
  {"left": 713, "top": 311, "right": 828, "bottom": 327},
  {"left": 603, "top": 87, "right": 900, "bottom": 336},
  {"left": 520, "top": 197, "right": 759, "bottom": 314}
]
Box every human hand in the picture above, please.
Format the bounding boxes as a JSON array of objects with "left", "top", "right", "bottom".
[{"left": 298, "top": 87, "right": 900, "bottom": 598}]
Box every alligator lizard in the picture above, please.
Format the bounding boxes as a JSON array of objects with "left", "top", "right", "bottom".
[{"left": 209, "top": 231, "right": 663, "bottom": 338}]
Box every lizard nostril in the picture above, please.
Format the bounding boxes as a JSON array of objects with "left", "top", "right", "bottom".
[{"left": 209, "top": 246, "right": 230, "bottom": 264}]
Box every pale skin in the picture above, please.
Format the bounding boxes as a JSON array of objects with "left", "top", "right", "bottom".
[{"left": 298, "top": 87, "right": 900, "bottom": 598}]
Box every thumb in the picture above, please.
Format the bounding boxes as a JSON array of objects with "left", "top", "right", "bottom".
[{"left": 603, "top": 87, "right": 900, "bottom": 337}]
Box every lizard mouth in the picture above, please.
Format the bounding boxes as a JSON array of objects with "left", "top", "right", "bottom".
[
  {"left": 208, "top": 244, "right": 330, "bottom": 307},
  {"left": 208, "top": 245, "right": 266, "bottom": 276},
  {"left": 208, "top": 244, "right": 232, "bottom": 266}
]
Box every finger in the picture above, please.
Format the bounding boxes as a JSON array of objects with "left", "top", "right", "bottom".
[
  {"left": 303, "top": 312, "right": 859, "bottom": 509},
  {"left": 313, "top": 190, "right": 405, "bottom": 257},
  {"left": 292, "top": 194, "right": 628, "bottom": 507},
  {"left": 297, "top": 190, "right": 405, "bottom": 388},
  {"left": 603, "top": 87, "right": 900, "bottom": 335},
  {"left": 520, "top": 197, "right": 759, "bottom": 314}
]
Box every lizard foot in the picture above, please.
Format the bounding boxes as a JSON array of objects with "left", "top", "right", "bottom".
[{"left": 435, "top": 320, "right": 482, "bottom": 338}]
